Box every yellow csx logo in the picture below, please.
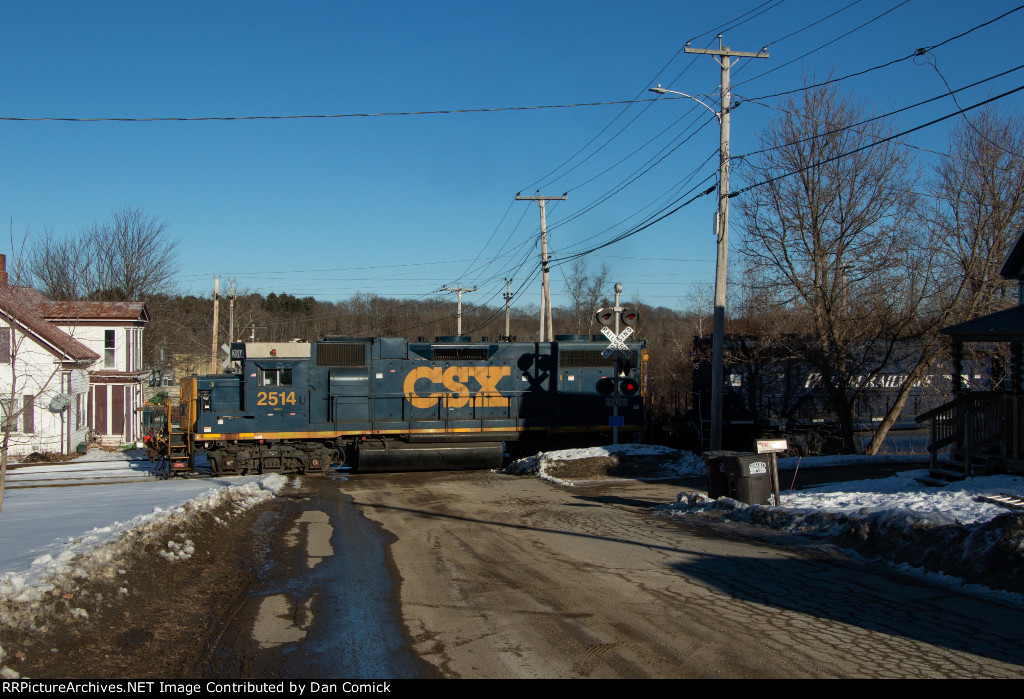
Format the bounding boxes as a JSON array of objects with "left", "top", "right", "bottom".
[{"left": 403, "top": 366, "right": 511, "bottom": 409}]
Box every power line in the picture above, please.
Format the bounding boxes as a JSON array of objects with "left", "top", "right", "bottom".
[
  {"left": 730, "top": 83, "right": 1024, "bottom": 199},
  {"left": 0, "top": 97, "right": 667, "bottom": 123},
  {"left": 521, "top": 1, "right": 791, "bottom": 194},
  {"left": 731, "top": 0, "right": 913, "bottom": 90},
  {"left": 742, "top": 3, "right": 1024, "bottom": 102},
  {"left": 735, "top": 63, "right": 1024, "bottom": 162}
]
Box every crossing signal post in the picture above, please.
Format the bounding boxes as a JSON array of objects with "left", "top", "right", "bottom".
[{"left": 596, "top": 283, "right": 639, "bottom": 445}]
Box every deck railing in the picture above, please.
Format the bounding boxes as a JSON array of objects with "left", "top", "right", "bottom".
[{"left": 916, "top": 391, "right": 1010, "bottom": 474}]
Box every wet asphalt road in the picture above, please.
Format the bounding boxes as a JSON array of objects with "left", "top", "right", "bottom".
[
  {"left": 232, "top": 468, "right": 1024, "bottom": 679},
  {"left": 205, "top": 475, "right": 438, "bottom": 679}
]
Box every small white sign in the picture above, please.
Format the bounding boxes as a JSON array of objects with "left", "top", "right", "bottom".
[{"left": 756, "top": 439, "right": 788, "bottom": 453}]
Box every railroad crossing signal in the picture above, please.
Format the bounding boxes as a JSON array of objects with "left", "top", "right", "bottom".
[
  {"left": 596, "top": 286, "right": 639, "bottom": 446},
  {"left": 600, "top": 325, "right": 634, "bottom": 359}
]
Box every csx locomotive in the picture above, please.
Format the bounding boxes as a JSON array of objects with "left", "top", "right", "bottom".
[{"left": 173, "top": 335, "right": 647, "bottom": 474}]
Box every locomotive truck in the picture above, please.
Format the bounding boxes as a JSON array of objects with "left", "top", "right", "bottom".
[{"left": 168, "top": 334, "right": 647, "bottom": 474}]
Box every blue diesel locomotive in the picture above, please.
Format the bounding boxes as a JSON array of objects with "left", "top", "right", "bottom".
[{"left": 174, "top": 334, "right": 647, "bottom": 474}]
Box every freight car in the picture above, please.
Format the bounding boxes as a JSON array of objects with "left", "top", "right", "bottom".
[
  {"left": 687, "top": 335, "right": 996, "bottom": 454},
  {"left": 168, "top": 334, "right": 647, "bottom": 474}
]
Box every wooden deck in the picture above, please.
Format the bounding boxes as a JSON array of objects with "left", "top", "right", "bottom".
[{"left": 917, "top": 391, "right": 1024, "bottom": 480}]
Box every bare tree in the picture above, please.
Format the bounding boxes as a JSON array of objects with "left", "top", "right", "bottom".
[
  {"left": 564, "top": 257, "right": 610, "bottom": 336},
  {"left": 682, "top": 282, "right": 713, "bottom": 339},
  {"left": 928, "top": 107, "right": 1024, "bottom": 323},
  {"left": 737, "top": 82, "right": 925, "bottom": 453},
  {"left": 859, "top": 108, "right": 1024, "bottom": 454},
  {"left": 88, "top": 207, "right": 180, "bottom": 300},
  {"left": 27, "top": 207, "right": 180, "bottom": 302},
  {"left": 26, "top": 227, "right": 93, "bottom": 301}
]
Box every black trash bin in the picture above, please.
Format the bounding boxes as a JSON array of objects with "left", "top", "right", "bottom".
[
  {"left": 703, "top": 452, "right": 730, "bottom": 499},
  {"left": 722, "top": 453, "right": 772, "bottom": 505}
]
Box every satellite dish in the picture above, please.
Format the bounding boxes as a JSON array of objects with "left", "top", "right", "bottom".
[{"left": 48, "top": 393, "right": 72, "bottom": 413}]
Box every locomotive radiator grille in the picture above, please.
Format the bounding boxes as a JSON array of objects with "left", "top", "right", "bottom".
[
  {"left": 559, "top": 350, "right": 614, "bottom": 368},
  {"left": 433, "top": 347, "right": 489, "bottom": 361},
  {"left": 317, "top": 343, "right": 367, "bottom": 367}
]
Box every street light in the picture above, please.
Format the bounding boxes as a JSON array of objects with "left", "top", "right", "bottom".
[
  {"left": 649, "top": 85, "right": 720, "bottom": 123},
  {"left": 648, "top": 39, "right": 767, "bottom": 452},
  {"left": 649, "top": 82, "right": 731, "bottom": 453}
]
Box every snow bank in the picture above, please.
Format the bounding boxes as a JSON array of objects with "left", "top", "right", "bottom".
[
  {"left": 0, "top": 474, "right": 288, "bottom": 631},
  {"left": 669, "top": 472, "right": 1024, "bottom": 598},
  {"left": 504, "top": 444, "right": 705, "bottom": 484}
]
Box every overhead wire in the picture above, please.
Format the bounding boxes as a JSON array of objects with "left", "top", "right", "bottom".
[
  {"left": 735, "top": 63, "right": 1024, "bottom": 163},
  {"left": 730, "top": 0, "right": 915, "bottom": 90},
  {"left": 170, "top": 4, "right": 1024, "bottom": 314},
  {"left": 740, "top": 3, "right": 1024, "bottom": 101},
  {"left": 521, "top": 0, "right": 791, "bottom": 194},
  {"left": 729, "top": 83, "right": 1024, "bottom": 200}
]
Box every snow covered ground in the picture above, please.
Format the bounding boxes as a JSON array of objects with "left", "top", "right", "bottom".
[{"left": 0, "top": 448, "right": 289, "bottom": 677}]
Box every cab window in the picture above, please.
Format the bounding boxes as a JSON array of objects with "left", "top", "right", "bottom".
[{"left": 259, "top": 367, "right": 293, "bottom": 387}]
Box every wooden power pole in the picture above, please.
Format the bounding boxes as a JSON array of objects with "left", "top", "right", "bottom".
[
  {"left": 517, "top": 192, "right": 567, "bottom": 342},
  {"left": 211, "top": 277, "right": 220, "bottom": 374},
  {"left": 685, "top": 37, "right": 768, "bottom": 451},
  {"left": 442, "top": 285, "right": 477, "bottom": 336}
]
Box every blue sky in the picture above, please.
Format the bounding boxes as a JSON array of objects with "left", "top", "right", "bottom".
[{"left": 2, "top": 1, "right": 1023, "bottom": 316}]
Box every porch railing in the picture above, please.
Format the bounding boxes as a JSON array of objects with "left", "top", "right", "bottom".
[{"left": 916, "top": 391, "right": 1013, "bottom": 475}]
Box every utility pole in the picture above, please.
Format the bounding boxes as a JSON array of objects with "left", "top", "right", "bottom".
[
  {"left": 211, "top": 277, "right": 220, "bottom": 374},
  {"left": 685, "top": 37, "right": 768, "bottom": 451},
  {"left": 228, "top": 277, "right": 236, "bottom": 343},
  {"left": 517, "top": 192, "right": 567, "bottom": 343},
  {"left": 442, "top": 285, "right": 477, "bottom": 336},
  {"left": 503, "top": 278, "right": 514, "bottom": 341}
]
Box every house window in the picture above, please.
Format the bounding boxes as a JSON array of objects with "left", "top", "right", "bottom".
[
  {"left": 76, "top": 393, "right": 85, "bottom": 430},
  {"left": 259, "top": 368, "right": 292, "bottom": 387},
  {"left": 105, "top": 330, "right": 115, "bottom": 368},
  {"left": 22, "top": 395, "right": 33, "bottom": 434},
  {"left": 0, "top": 328, "right": 10, "bottom": 364},
  {"left": 0, "top": 398, "right": 15, "bottom": 433}
]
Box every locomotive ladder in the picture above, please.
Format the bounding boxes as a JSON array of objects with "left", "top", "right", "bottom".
[{"left": 155, "top": 402, "right": 193, "bottom": 478}]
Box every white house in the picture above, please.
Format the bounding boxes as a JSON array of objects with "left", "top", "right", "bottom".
[
  {"left": 0, "top": 282, "right": 98, "bottom": 456},
  {"left": 0, "top": 252, "right": 152, "bottom": 454},
  {"left": 37, "top": 301, "right": 150, "bottom": 446}
]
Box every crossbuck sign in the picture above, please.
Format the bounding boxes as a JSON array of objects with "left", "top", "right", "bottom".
[{"left": 601, "top": 326, "right": 634, "bottom": 359}]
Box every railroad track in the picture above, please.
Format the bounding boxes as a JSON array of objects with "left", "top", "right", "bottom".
[{"left": 6, "top": 455, "right": 161, "bottom": 489}]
